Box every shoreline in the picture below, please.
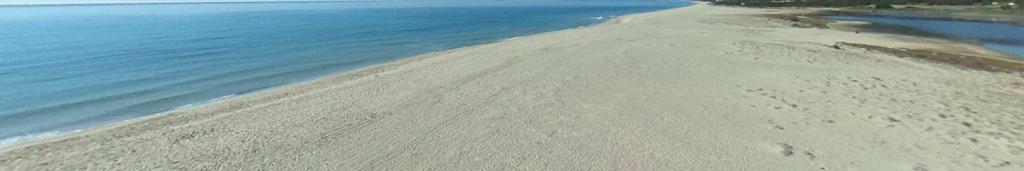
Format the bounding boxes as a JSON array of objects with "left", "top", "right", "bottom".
[
  {"left": 0, "top": 4, "right": 679, "bottom": 150},
  {"left": 0, "top": 24, "right": 580, "bottom": 151},
  {"left": 3, "top": 3, "right": 1023, "bottom": 170}
]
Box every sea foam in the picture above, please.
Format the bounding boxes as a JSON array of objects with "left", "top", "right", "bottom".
[{"left": 0, "top": 129, "right": 83, "bottom": 149}]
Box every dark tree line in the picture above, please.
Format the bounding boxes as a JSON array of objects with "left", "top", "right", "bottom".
[{"left": 710, "top": 0, "right": 1023, "bottom": 7}]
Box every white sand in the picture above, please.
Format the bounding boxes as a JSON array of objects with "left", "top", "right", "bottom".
[{"left": 2, "top": 3, "right": 1023, "bottom": 170}]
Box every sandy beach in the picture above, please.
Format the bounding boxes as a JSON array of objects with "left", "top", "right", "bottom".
[{"left": 2, "top": 3, "right": 1023, "bottom": 170}]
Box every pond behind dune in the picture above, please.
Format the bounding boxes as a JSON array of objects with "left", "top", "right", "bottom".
[{"left": 824, "top": 14, "right": 1024, "bottom": 59}]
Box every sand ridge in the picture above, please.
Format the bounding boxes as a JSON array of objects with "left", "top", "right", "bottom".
[{"left": 1, "top": 3, "right": 1023, "bottom": 170}]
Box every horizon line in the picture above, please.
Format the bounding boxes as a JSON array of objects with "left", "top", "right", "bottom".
[{"left": 0, "top": 0, "right": 383, "bottom": 7}]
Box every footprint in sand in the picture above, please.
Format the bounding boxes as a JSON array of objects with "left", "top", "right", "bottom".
[{"left": 775, "top": 143, "right": 795, "bottom": 157}]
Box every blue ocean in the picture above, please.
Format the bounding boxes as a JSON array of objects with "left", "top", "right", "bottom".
[{"left": 0, "top": 1, "right": 686, "bottom": 146}]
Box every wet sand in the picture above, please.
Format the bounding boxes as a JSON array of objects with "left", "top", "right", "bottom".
[{"left": 2, "top": 3, "right": 1023, "bottom": 170}]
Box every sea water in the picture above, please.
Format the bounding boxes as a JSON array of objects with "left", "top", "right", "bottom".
[{"left": 0, "top": 1, "right": 687, "bottom": 147}]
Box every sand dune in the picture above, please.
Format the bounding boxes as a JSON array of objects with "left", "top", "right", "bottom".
[{"left": 2, "top": 3, "right": 1023, "bottom": 170}]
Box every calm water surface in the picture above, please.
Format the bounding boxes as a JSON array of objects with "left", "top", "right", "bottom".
[
  {"left": 825, "top": 15, "right": 1024, "bottom": 59},
  {"left": 0, "top": 1, "right": 687, "bottom": 146}
]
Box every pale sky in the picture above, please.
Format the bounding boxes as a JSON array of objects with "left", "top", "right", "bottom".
[
  {"left": 0, "top": 0, "right": 657, "bottom": 5},
  {"left": 0, "top": 0, "right": 367, "bottom": 5}
]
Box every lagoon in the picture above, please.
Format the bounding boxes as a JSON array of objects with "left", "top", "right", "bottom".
[{"left": 825, "top": 14, "right": 1024, "bottom": 59}]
